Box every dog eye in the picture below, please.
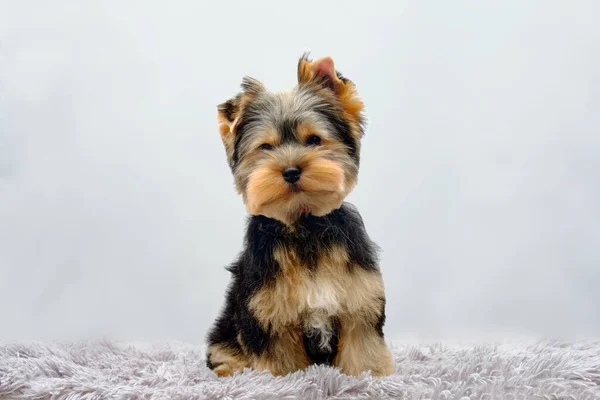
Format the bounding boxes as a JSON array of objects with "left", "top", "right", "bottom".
[
  {"left": 259, "top": 143, "right": 274, "bottom": 151},
  {"left": 305, "top": 135, "right": 322, "bottom": 146}
]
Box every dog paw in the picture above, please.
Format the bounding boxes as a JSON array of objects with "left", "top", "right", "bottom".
[{"left": 213, "top": 363, "right": 234, "bottom": 377}]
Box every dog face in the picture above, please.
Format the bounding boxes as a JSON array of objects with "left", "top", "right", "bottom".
[{"left": 217, "top": 54, "right": 365, "bottom": 225}]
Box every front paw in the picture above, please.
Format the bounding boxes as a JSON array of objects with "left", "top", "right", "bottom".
[
  {"left": 212, "top": 363, "right": 235, "bottom": 377},
  {"left": 371, "top": 350, "right": 395, "bottom": 376},
  {"left": 207, "top": 344, "right": 249, "bottom": 377}
]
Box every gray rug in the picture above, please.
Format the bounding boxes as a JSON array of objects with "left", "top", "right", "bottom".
[{"left": 1, "top": 339, "right": 599, "bottom": 399}]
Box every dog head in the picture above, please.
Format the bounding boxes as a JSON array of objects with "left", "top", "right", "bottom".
[{"left": 217, "top": 54, "right": 365, "bottom": 225}]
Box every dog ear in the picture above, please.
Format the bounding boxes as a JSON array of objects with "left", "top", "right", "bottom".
[
  {"left": 217, "top": 94, "right": 241, "bottom": 167},
  {"left": 297, "top": 53, "right": 364, "bottom": 126},
  {"left": 297, "top": 54, "right": 343, "bottom": 92},
  {"left": 217, "top": 77, "right": 265, "bottom": 167}
]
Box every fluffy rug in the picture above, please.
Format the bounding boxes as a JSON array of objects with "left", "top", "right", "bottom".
[{"left": 1, "top": 339, "right": 599, "bottom": 399}]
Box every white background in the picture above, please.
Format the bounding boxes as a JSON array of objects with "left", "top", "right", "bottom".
[{"left": 1, "top": 0, "right": 599, "bottom": 343}]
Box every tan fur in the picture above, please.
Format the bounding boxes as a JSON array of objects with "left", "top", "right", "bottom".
[
  {"left": 333, "top": 318, "right": 395, "bottom": 377},
  {"left": 217, "top": 85, "right": 263, "bottom": 167},
  {"left": 248, "top": 246, "right": 307, "bottom": 331},
  {"left": 249, "top": 246, "right": 385, "bottom": 332},
  {"left": 208, "top": 331, "right": 308, "bottom": 377},
  {"left": 297, "top": 56, "right": 365, "bottom": 136},
  {"left": 295, "top": 120, "right": 325, "bottom": 143},
  {"left": 211, "top": 245, "right": 392, "bottom": 377},
  {"left": 244, "top": 152, "right": 349, "bottom": 225},
  {"left": 248, "top": 245, "right": 392, "bottom": 376},
  {"left": 243, "top": 128, "right": 281, "bottom": 155},
  {"left": 217, "top": 110, "right": 237, "bottom": 167},
  {"left": 231, "top": 113, "right": 358, "bottom": 225},
  {"left": 250, "top": 328, "right": 310, "bottom": 376},
  {"left": 206, "top": 343, "right": 249, "bottom": 377},
  {"left": 217, "top": 106, "right": 240, "bottom": 167}
]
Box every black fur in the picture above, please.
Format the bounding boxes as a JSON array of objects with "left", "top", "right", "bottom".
[
  {"left": 217, "top": 96, "right": 240, "bottom": 122},
  {"left": 314, "top": 105, "right": 360, "bottom": 164},
  {"left": 278, "top": 119, "right": 298, "bottom": 145},
  {"left": 375, "top": 297, "right": 387, "bottom": 337},
  {"left": 231, "top": 116, "right": 253, "bottom": 166},
  {"left": 302, "top": 317, "right": 340, "bottom": 365},
  {"left": 206, "top": 202, "right": 381, "bottom": 364}
]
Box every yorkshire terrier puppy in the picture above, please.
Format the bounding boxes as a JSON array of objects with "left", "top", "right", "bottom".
[{"left": 206, "top": 54, "right": 394, "bottom": 377}]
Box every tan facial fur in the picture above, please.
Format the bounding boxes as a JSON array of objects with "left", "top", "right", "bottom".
[
  {"left": 217, "top": 55, "right": 364, "bottom": 226},
  {"left": 245, "top": 149, "right": 349, "bottom": 225}
]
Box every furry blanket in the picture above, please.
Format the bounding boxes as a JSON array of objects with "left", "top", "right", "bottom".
[{"left": 1, "top": 339, "right": 599, "bottom": 399}]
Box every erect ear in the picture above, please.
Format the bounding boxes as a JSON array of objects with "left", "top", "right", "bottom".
[
  {"left": 297, "top": 53, "right": 364, "bottom": 126},
  {"left": 297, "top": 54, "right": 342, "bottom": 92},
  {"left": 217, "top": 77, "right": 265, "bottom": 167}
]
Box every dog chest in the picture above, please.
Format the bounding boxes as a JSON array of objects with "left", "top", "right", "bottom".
[{"left": 248, "top": 245, "right": 385, "bottom": 333}]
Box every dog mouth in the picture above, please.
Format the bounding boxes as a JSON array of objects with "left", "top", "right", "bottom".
[
  {"left": 249, "top": 180, "right": 342, "bottom": 218},
  {"left": 299, "top": 205, "right": 311, "bottom": 215},
  {"left": 287, "top": 183, "right": 337, "bottom": 196}
]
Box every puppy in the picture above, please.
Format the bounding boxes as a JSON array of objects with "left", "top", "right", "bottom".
[{"left": 206, "top": 54, "right": 394, "bottom": 377}]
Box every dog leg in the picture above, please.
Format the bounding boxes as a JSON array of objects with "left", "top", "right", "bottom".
[
  {"left": 206, "top": 288, "right": 251, "bottom": 377},
  {"left": 250, "top": 327, "right": 310, "bottom": 376},
  {"left": 333, "top": 319, "right": 395, "bottom": 377}
]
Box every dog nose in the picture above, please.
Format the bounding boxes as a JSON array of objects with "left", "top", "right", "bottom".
[{"left": 282, "top": 166, "right": 302, "bottom": 184}]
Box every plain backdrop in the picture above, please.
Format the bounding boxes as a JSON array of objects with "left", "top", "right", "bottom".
[{"left": 1, "top": 0, "right": 599, "bottom": 344}]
